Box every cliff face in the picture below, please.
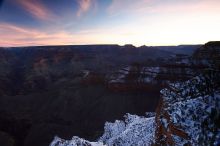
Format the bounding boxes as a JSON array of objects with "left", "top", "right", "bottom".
[
  {"left": 155, "top": 41, "right": 220, "bottom": 146},
  {"left": 193, "top": 41, "right": 220, "bottom": 69},
  {"left": 155, "top": 76, "right": 220, "bottom": 145},
  {"left": 107, "top": 65, "right": 195, "bottom": 92}
]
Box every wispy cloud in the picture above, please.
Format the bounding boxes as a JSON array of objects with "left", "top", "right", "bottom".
[
  {"left": 108, "top": 0, "right": 152, "bottom": 16},
  {"left": 0, "top": 23, "right": 74, "bottom": 47},
  {"left": 1, "top": 0, "right": 220, "bottom": 47},
  {"left": 18, "top": 0, "right": 53, "bottom": 20},
  {"left": 76, "top": 0, "right": 92, "bottom": 17},
  {"left": 107, "top": 0, "right": 220, "bottom": 16}
]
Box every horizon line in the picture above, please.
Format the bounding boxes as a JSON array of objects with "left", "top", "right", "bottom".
[{"left": 0, "top": 43, "right": 206, "bottom": 48}]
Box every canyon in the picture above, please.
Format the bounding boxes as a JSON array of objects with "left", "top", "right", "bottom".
[{"left": 0, "top": 43, "right": 219, "bottom": 146}]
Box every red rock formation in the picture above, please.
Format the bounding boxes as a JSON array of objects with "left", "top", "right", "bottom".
[{"left": 155, "top": 96, "right": 190, "bottom": 146}]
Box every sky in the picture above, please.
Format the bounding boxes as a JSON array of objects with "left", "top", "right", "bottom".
[{"left": 0, "top": 0, "right": 220, "bottom": 47}]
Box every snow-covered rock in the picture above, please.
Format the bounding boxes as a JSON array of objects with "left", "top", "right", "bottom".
[
  {"left": 50, "top": 136, "right": 105, "bottom": 146},
  {"left": 50, "top": 113, "right": 155, "bottom": 146},
  {"left": 168, "top": 93, "right": 220, "bottom": 145},
  {"left": 99, "top": 114, "right": 155, "bottom": 146},
  {"left": 156, "top": 74, "right": 220, "bottom": 146}
]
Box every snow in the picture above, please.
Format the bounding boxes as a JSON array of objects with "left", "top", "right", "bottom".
[
  {"left": 109, "top": 66, "right": 131, "bottom": 83},
  {"left": 214, "top": 130, "right": 220, "bottom": 146},
  {"left": 50, "top": 113, "right": 155, "bottom": 146},
  {"left": 161, "top": 118, "right": 168, "bottom": 129},
  {"left": 109, "top": 65, "right": 195, "bottom": 85},
  {"left": 168, "top": 95, "right": 219, "bottom": 145},
  {"left": 144, "top": 67, "right": 160, "bottom": 74},
  {"left": 172, "top": 134, "right": 189, "bottom": 145},
  {"left": 49, "top": 136, "right": 105, "bottom": 146},
  {"left": 160, "top": 75, "right": 220, "bottom": 145},
  {"left": 145, "top": 112, "right": 155, "bottom": 118},
  {"left": 109, "top": 66, "right": 161, "bottom": 84},
  {"left": 83, "top": 70, "right": 90, "bottom": 78},
  {"left": 119, "top": 66, "right": 130, "bottom": 74},
  {"left": 99, "top": 114, "right": 155, "bottom": 146},
  {"left": 99, "top": 120, "right": 126, "bottom": 141}
]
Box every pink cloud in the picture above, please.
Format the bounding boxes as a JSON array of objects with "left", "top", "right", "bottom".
[
  {"left": 0, "top": 23, "right": 74, "bottom": 47},
  {"left": 18, "top": 0, "right": 53, "bottom": 20},
  {"left": 76, "top": 0, "right": 92, "bottom": 17}
]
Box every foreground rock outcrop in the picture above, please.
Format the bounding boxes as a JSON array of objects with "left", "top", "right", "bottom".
[
  {"left": 50, "top": 113, "right": 155, "bottom": 146},
  {"left": 50, "top": 136, "right": 105, "bottom": 146},
  {"left": 99, "top": 113, "right": 155, "bottom": 146}
]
